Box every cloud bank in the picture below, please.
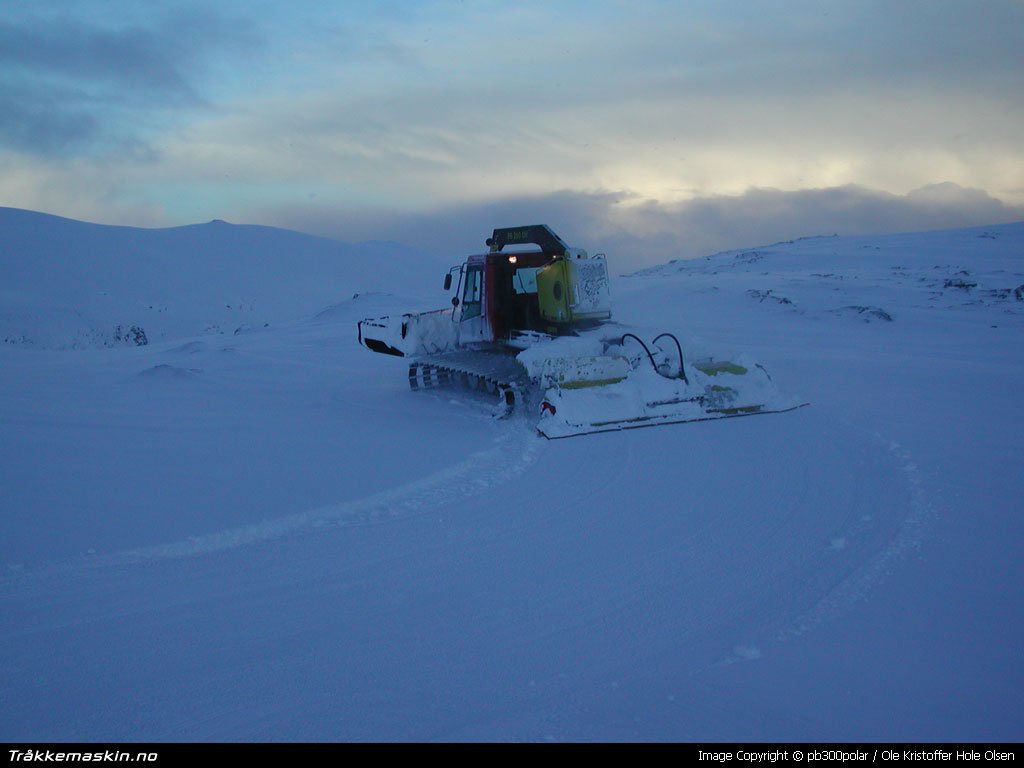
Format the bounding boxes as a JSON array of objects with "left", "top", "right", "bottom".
[{"left": 258, "top": 182, "right": 1024, "bottom": 270}]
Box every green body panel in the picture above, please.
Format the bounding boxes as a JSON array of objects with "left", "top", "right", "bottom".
[
  {"left": 535, "top": 258, "right": 613, "bottom": 327},
  {"left": 713, "top": 404, "right": 764, "bottom": 415},
  {"left": 557, "top": 376, "right": 628, "bottom": 389},
  {"left": 694, "top": 361, "right": 749, "bottom": 376},
  {"left": 537, "top": 259, "right": 572, "bottom": 324}
]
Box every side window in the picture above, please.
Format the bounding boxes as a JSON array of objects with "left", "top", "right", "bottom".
[{"left": 462, "top": 266, "right": 483, "bottom": 319}]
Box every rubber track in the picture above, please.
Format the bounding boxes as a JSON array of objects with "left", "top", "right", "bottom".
[{"left": 408, "top": 351, "right": 530, "bottom": 410}]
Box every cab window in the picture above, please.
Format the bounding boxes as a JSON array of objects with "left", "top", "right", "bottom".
[{"left": 462, "top": 266, "right": 483, "bottom": 319}]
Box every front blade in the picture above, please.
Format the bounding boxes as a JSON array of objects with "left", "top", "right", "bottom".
[{"left": 537, "top": 401, "right": 808, "bottom": 438}]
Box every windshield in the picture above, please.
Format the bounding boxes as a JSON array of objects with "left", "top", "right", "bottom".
[{"left": 513, "top": 267, "right": 540, "bottom": 294}]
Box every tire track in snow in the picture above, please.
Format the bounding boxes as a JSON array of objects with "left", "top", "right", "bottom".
[
  {"left": 71, "top": 423, "right": 541, "bottom": 569},
  {"left": 774, "top": 432, "right": 934, "bottom": 643},
  {"left": 126, "top": 423, "right": 539, "bottom": 562}
]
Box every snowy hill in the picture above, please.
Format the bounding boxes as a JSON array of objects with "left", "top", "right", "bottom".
[
  {"left": 632, "top": 223, "right": 1024, "bottom": 324},
  {"left": 1, "top": 214, "right": 1022, "bottom": 741},
  {"left": 0, "top": 207, "right": 445, "bottom": 348}
]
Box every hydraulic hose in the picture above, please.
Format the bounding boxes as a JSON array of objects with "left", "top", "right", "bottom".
[
  {"left": 619, "top": 333, "right": 688, "bottom": 383},
  {"left": 653, "top": 332, "right": 687, "bottom": 383}
]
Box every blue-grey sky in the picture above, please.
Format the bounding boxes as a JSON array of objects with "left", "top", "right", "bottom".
[{"left": 2, "top": 0, "right": 1023, "bottom": 264}]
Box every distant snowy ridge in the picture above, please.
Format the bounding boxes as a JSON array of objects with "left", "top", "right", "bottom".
[
  {"left": 626, "top": 221, "right": 1024, "bottom": 328},
  {"left": 0, "top": 207, "right": 445, "bottom": 349}
]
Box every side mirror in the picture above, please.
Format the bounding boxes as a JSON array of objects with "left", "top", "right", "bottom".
[
  {"left": 451, "top": 297, "right": 460, "bottom": 307},
  {"left": 443, "top": 273, "right": 452, "bottom": 291}
]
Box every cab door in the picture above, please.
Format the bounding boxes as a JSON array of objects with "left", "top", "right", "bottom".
[{"left": 457, "top": 264, "right": 490, "bottom": 344}]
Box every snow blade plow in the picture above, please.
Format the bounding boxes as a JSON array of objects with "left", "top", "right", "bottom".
[
  {"left": 517, "top": 328, "right": 804, "bottom": 438},
  {"left": 534, "top": 339, "right": 805, "bottom": 439},
  {"left": 357, "top": 225, "right": 805, "bottom": 438}
]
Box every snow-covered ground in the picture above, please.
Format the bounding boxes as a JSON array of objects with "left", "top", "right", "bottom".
[{"left": 1, "top": 210, "right": 1022, "bottom": 741}]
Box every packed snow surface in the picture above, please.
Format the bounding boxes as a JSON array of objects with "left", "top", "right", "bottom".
[{"left": 1, "top": 210, "right": 1022, "bottom": 741}]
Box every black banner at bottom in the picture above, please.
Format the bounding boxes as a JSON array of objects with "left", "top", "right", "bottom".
[{"left": 2, "top": 743, "right": 1022, "bottom": 762}]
